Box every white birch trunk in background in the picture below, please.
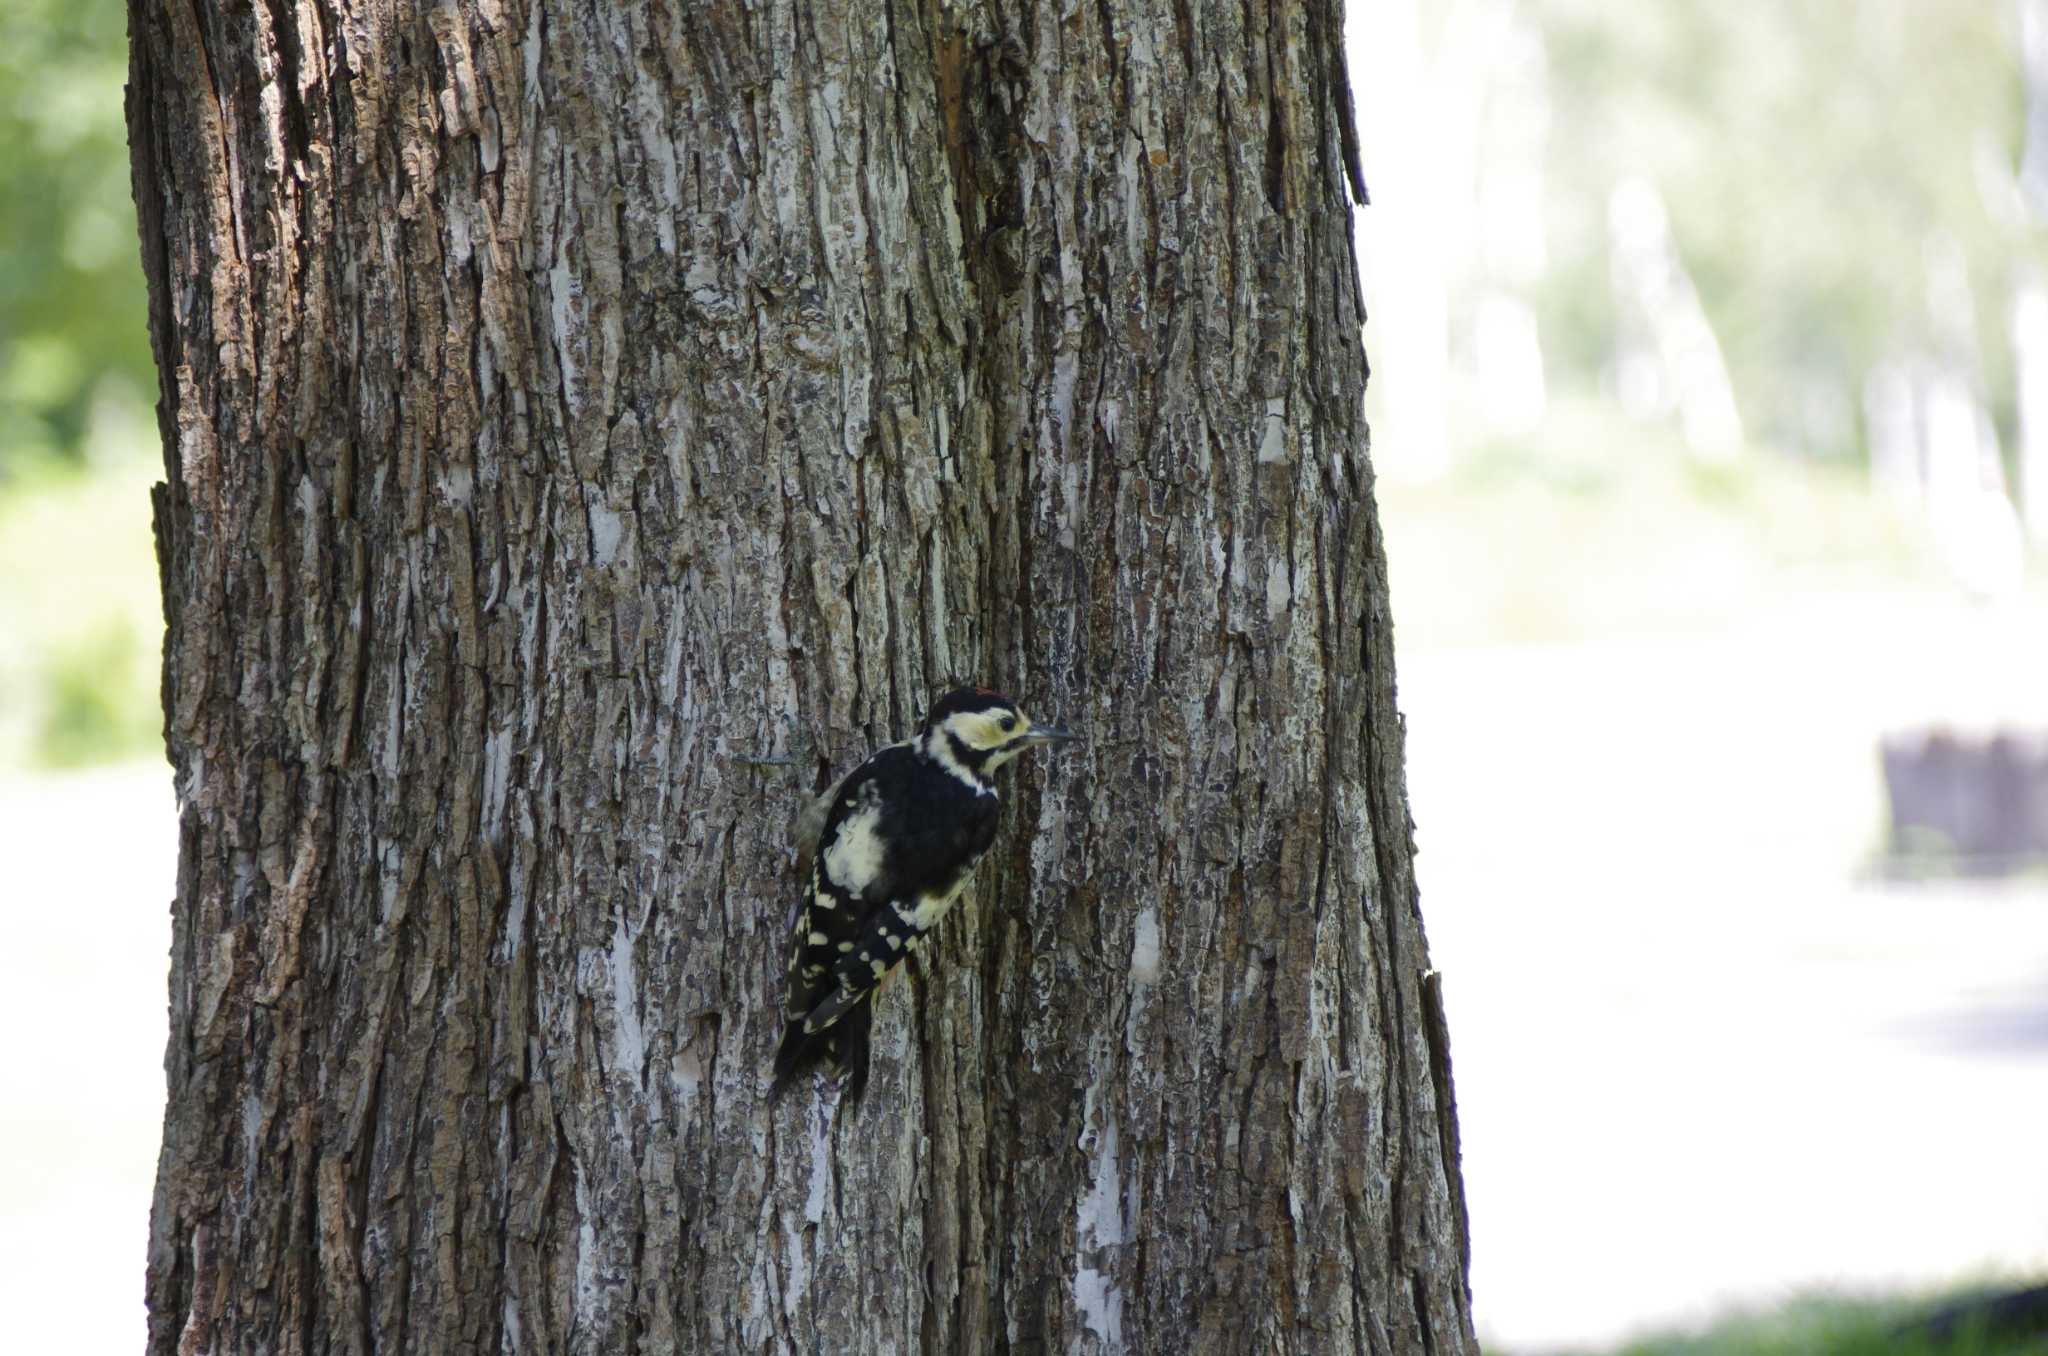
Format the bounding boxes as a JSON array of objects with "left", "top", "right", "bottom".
[
  {"left": 1865, "top": 360, "right": 1925, "bottom": 511},
  {"left": 1349, "top": 0, "right": 1520, "bottom": 480},
  {"left": 1470, "top": 12, "right": 1548, "bottom": 438},
  {"left": 1920, "top": 237, "right": 2023, "bottom": 594},
  {"left": 2018, "top": 0, "right": 2048, "bottom": 219},
  {"left": 2011, "top": 283, "right": 2048, "bottom": 546},
  {"left": 1607, "top": 176, "right": 1744, "bottom": 462},
  {"left": 129, "top": 0, "right": 1475, "bottom": 1351}
]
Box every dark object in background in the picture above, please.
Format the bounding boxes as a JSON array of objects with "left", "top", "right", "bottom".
[
  {"left": 1880, "top": 729, "right": 2048, "bottom": 876},
  {"left": 1894, "top": 1281, "right": 2048, "bottom": 1348}
]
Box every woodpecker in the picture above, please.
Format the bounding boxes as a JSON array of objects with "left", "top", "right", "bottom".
[{"left": 771, "top": 686, "right": 1076, "bottom": 1102}]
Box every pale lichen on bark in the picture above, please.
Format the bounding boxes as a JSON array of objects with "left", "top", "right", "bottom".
[{"left": 131, "top": 0, "right": 1473, "bottom": 1351}]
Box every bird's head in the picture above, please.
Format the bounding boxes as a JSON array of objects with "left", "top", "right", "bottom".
[{"left": 920, "top": 685, "right": 1077, "bottom": 775}]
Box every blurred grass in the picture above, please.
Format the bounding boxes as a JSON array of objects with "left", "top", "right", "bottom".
[
  {"left": 1512, "top": 1286, "right": 2048, "bottom": 1356},
  {"left": 0, "top": 420, "right": 162, "bottom": 770}
]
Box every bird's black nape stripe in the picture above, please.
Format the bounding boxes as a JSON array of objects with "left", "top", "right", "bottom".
[{"left": 945, "top": 728, "right": 996, "bottom": 773}]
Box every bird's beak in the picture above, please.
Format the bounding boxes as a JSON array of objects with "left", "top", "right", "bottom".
[{"left": 1023, "top": 723, "right": 1079, "bottom": 745}]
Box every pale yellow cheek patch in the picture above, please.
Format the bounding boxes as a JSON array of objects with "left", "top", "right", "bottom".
[{"left": 943, "top": 708, "right": 1025, "bottom": 752}]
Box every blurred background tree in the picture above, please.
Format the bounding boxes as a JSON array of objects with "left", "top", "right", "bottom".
[
  {"left": 1357, "top": 0, "right": 2048, "bottom": 646},
  {"left": 1538, "top": 2, "right": 2031, "bottom": 463},
  {"left": 0, "top": 0, "right": 153, "bottom": 478}
]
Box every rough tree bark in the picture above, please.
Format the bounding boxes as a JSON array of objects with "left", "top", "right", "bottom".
[{"left": 130, "top": 0, "right": 1474, "bottom": 1351}]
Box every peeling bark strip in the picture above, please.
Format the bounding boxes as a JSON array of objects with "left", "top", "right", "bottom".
[{"left": 131, "top": 0, "right": 1474, "bottom": 1352}]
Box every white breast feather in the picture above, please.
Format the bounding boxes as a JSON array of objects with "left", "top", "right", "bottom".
[{"left": 821, "top": 803, "right": 886, "bottom": 894}]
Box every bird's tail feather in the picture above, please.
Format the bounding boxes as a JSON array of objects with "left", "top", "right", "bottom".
[
  {"left": 832, "top": 1000, "right": 874, "bottom": 1104},
  {"left": 769, "top": 997, "right": 874, "bottom": 1103}
]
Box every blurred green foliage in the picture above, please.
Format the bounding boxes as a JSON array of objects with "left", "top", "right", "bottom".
[
  {"left": 0, "top": 0, "right": 154, "bottom": 478},
  {"left": 1533, "top": 1, "right": 2039, "bottom": 460},
  {"left": 0, "top": 2, "right": 161, "bottom": 769},
  {"left": 34, "top": 619, "right": 159, "bottom": 766}
]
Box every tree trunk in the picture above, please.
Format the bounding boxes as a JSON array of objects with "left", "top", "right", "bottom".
[{"left": 130, "top": 0, "right": 1474, "bottom": 1351}]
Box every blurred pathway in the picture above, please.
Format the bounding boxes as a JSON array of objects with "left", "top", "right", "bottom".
[
  {"left": 1401, "top": 622, "right": 2048, "bottom": 1351},
  {"left": 0, "top": 764, "right": 175, "bottom": 1355}
]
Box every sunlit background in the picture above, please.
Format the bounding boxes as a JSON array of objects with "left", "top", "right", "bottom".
[
  {"left": 1348, "top": 1, "right": 2048, "bottom": 1351},
  {"left": 3, "top": 3, "right": 2045, "bottom": 1352}
]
